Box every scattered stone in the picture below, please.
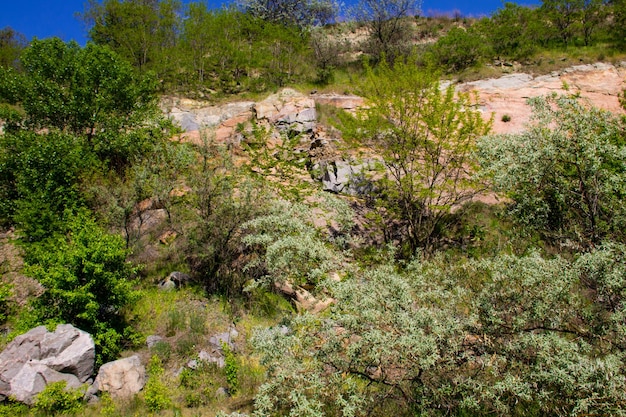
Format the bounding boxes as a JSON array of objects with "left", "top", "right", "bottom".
[
  {"left": 93, "top": 355, "right": 146, "bottom": 399},
  {"left": 0, "top": 324, "right": 95, "bottom": 404},
  {"left": 146, "top": 335, "right": 164, "bottom": 349},
  {"left": 157, "top": 278, "right": 176, "bottom": 291},
  {"left": 312, "top": 159, "right": 374, "bottom": 196},
  {"left": 216, "top": 387, "right": 230, "bottom": 397},
  {"left": 229, "top": 327, "right": 239, "bottom": 340},
  {"left": 187, "top": 359, "right": 199, "bottom": 370},
  {"left": 198, "top": 350, "right": 225, "bottom": 368},
  {"left": 209, "top": 332, "right": 235, "bottom": 351},
  {"left": 167, "top": 271, "right": 191, "bottom": 287},
  {"left": 158, "top": 271, "right": 192, "bottom": 291}
]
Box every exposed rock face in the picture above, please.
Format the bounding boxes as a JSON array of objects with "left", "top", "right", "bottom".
[
  {"left": 255, "top": 88, "right": 317, "bottom": 133},
  {"left": 459, "top": 62, "right": 626, "bottom": 135},
  {"left": 311, "top": 93, "right": 365, "bottom": 112},
  {"left": 165, "top": 63, "right": 626, "bottom": 145},
  {"left": 92, "top": 355, "right": 145, "bottom": 399},
  {"left": 312, "top": 159, "right": 375, "bottom": 196},
  {"left": 0, "top": 324, "right": 95, "bottom": 404}
]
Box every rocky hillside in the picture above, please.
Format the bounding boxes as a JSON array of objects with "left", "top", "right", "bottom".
[{"left": 164, "top": 61, "right": 626, "bottom": 141}]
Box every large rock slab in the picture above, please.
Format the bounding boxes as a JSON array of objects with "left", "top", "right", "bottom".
[
  {"left": 93, "top": 355, "right": 145, "bottom": 399},
  {"left": 0, "top": 324, "right": 95, "bottom": 404},
  {"left": 459, "top": 62, "right": 626, "bottom": 135}
]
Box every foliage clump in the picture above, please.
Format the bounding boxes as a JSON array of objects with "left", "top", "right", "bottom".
[
  {"left": 478, "top": 93, "right": 626, "bottom": 248},
  {"left": 33, "top": 381, "right": 85, "bottom": 416},
  {"left": 340, "top": 57, "right": 491, "bottom": 254},
  {"left": 24, "top": 211, "right": 139, "bottom": 364}
]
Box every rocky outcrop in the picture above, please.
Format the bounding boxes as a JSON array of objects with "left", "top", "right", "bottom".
[
  {"left": 459, "top": 62, "right": 626, "bottom": 134},
  {"left": 311, "top": 159, "right": 375, "bottom": 196},
  {"left": 91, "top": 355, "right": 145, "bottom": 399},
  {"left": 254, "top": 88, "right": 317, "bottom": 133},
  {"left": 162, "top": 89, "right": 360, "bottom": 146},
  {"left": 311, "top": 93, "right": 365, "bottom": 113},
  {"left": 0, "top": 324, "right": 95, "bottom": 404}
]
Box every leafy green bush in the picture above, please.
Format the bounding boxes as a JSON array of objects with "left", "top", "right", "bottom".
[
  {"left": 0, "top": 131, "right": 90, "bottom": 240},
  {"left": 151, "top": 341, "right": 172, "bottom": 363},
  {"left": 242, "top": 200, "right": 339, "bottom": 288},
  {"left": 33, "top": 381, "right": 84, "bottom": 416},
  {"left": 25, "top": 210, "right": 140, "bottom": 364},
  {"left": 252, "top": 249, "right": 626, "bottom": 416},
  {"left": 144, "top": 355, "right": 171, "bottom": 413},
  {"left": 428, "top": 26, "right": 490, "bottom": 72},
  {"left": 478, "top": 94, "right": 626, "bottom": 247},
  {"left": 223, "top": 343, "right": 239, "bottom": 395},
  {"left": 0, "top": 282, "right": 12, "bottom": 323},
  {"left": 0, "top": 399, "right": 28, "bottom": 417}
]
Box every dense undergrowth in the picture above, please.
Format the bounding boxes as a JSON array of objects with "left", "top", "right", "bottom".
[{"left": 1, "top": 0, "right": 626, "bottom": 416}]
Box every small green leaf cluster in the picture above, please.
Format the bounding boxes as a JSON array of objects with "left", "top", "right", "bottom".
[
  {"left": 33, "top": 381, "right": 84, "bottom": 416},
  {"left": 144, "top": 355, "right": 172, "bottom": 413},
  {"left": 223, "top": 343, "right": 239, "bottom": 395}
]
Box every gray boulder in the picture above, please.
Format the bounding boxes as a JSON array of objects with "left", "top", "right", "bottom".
[
  {"left": 209, "top": 327, "right": 239, "bottom": 351},
  {"left": 93, "top": 355, "right": 145, "bottom": 399},
  {"left": 312, "top": 160, "right": 374, "bottom": 196},
  {"left": 0, "top": 324, "right": 95, "bottom": 404},
  {"left": 158, "top": 271, "right": 191, "bottom": 291},
  {"left": 146, "top": 335, "right": 164, "bottom": 349}
]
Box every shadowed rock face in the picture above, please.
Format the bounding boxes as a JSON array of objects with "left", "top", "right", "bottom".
[{"left": 0, "top": 324, "right": 95, "bottom": 404}]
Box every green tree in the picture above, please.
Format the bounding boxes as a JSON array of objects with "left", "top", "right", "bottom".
[
  {"left": 541, "top": 0, "right": 584, "bottom": 46},
  {"left": 341, "top": 59, "right": 492, "bottom": 254},
  {"left": 0, "top": 38, "right": 167, "bottom": 169},
  {"left": 25, "top": 211, "right": 139, "bottom": 364},
  {"left": 483, "top": 3, "right": 541, "bottom": 60},
  {"left": 187, "top": 140, "right": 269, "bottom": 297},
  {"left": 580, "top": 0, "right": 607, "bottom": 46},
  {"left": 429, "top": 25, "right": 490, "bottom": 72},
  {"left": 179, "top": 9, "right": 313, "bottom": 94},
  {"left": 238, "top": 0, "right": 338, "bottom": 27},
  {"left": 82, "top": 0, "right": 182, "bottom": 74},
  {"left": 0, "top": 131, "right": 90, "bottom": 240},
  {"left": 0, "top": 27, "right": 26, "bottom": 69},
  {"left": 610, "top": 0, "right": 626, "bottom": 48},
  {"left": 477, "top": 94, "right": 626, "bottom": 247},
  {"left": 353, "top": 0, "right": 420, "bottom": 62}
]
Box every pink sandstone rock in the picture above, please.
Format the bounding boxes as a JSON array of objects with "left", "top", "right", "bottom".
[{"left": 459, "top": 63, "right": 626, "bottom": 135}]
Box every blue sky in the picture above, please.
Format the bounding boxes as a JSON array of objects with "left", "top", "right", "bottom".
[{"left": 0, "top": 0, "right": 541, "bottom": 46}]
